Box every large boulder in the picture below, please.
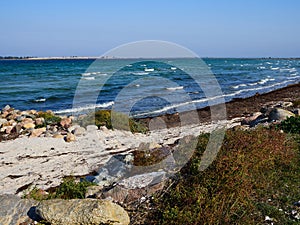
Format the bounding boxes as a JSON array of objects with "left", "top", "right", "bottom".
[
  {"left": 36, "top": 198, "right": 130, "bottom": 225},
  {"left": 0, "top": 194, "right": 38, "bottom": 225},
  {"left": 268, "top": 108, "right": 295, "bottom": 122}
]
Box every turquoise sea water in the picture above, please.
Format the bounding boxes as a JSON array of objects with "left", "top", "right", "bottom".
[{"left": 0, "top": 58, "right": 299, "bottom": 117}]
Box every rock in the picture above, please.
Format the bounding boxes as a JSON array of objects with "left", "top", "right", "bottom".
[
  {"left": 14, "top": 124, "right": 23, "bottom": 134},
  {"left": 282, "top": 101, "right": 293, "bottom": 108},
  {"left": 35, "top": 117, "right": 45, "bottom": 126},
  {"left": 101, "top": 171, "right": 166, "bottom": 204},
  {"left": 149, "top": 142, "right": 162, "bottom": 149},
  {"left": 4, "top": 126, "right": 14, "bottom": 134},
  {"left": 1, "top": 111, "right": 9, "bottom": 118},
  {"left": 16, "top": 115, "right": 25, "bottom": 122},
  {"left": 86, "top": 125, "right": 98, "bottom": 132},
  {"left": 292, "top": 108, "right": 300, "bottom": 115},
  {"left": 30, "top": 127, "right": 47, "bottom": 137},
  {"left": 268, "top": 108, "right": 295, "bottom": 122},
  {"left": 0, "top": 118, "right": 8, "bottom": 127},
  {"left": 36, "top": 199, "right": 130, "bottom": 225},
  {"left": 67, "top": 124, "right": 80, "bottom": 133},
  {"left": 23, "top": 122, "right": 35, "bottom": 129},
  {"left": 99, "top": 125, "right": 108, "bottom": 132},
  {"left": 0, "top": 194, "right": 39, "bottom": 225},
  {"left": 93, "top": 154, "right": 134, "bottom": 187},
  {"left": 73, "top": 126, "right": 86, "bottom": 136},
  {"left": 2, "top": 105, "right": 11, "bottom": 112},
  {"left": 241, "top": 112, "right": 268, "bottom": 127},
  {"left": 60, "top": 117, "right": 72, "bottom": 128},
  {"left": 52, "top": 133, "right": 64, "bottom": 138},
  {"left": 85, "top": 185, "right": 103, "bottom": 198},
  {"left": 65, "top": 133, "right": 76, "bottom": 142},
  {"left": 23, "top": 117, "right": 34, "bottom": 123}
]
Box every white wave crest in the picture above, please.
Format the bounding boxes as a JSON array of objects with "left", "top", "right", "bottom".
[
  {"left": 166, "top": 86, "right": 184, "bottom": 91},
  {"left": 34, "top": 98, "right": 46, "bottom": 102},
  {"left": 55, "top": 101, "right": 114, "bottom": 114},
  {"left": 83, "top": 77, "right": 95, "bottom": 80},
  {"left": 144, "top": 68, "right": 154, "bottom": 72}
]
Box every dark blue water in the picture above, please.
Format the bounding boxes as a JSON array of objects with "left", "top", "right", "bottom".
[{"left": 0, "top": 58, "right": 299, "bottom": 117}]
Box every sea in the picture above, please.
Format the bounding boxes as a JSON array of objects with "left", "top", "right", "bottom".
[{"left": 0, "top": 58, "right": 299, "bottom": 118}]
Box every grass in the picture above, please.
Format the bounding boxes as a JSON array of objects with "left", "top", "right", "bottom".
[
  {"left": 77, "top": 109, "right": 148, "bottom": 133},
  {"left": 143, "top": 127, "right": 300, "bottom": 224}
]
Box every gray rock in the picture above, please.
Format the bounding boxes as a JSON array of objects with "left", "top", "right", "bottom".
[
  {"left": 268, "top": 108, "right": 295, "bottom": 122},
  {"left": 67, "top": 124, "right": 80, "bottom": 133},
  {"left": 0, "top": 118, "right": 8, "bottom": 127},
  {"left": 292, "top": 108, "right": 300, "bottom": 115},
  {"left": 2, "top": 105, "right": 11, "bottom": 112},
  {"left": 241, "top": 112, "right": 268, "bottom": 127},
  {"left": 73, "top": 126, "right": 86, "bottom": 136},
  {"left": 36, "top": 198, "right": 130, "bottom": 225},
  {"left": 86, "top": 125, "right": 98, "bottom": 132},
  {"left": 0, "top": 194, "right": 39, "bottom": 225},
  {"left": 93, "top": 154, "right": 134, "bottom": 187},
  {"left": 101, "top": 171, "right": 166, "bottom": 203}
]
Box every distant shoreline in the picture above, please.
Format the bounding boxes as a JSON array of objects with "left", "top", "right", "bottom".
[{"left": 1, "top": 56, "right": 300, "bottom": 60}]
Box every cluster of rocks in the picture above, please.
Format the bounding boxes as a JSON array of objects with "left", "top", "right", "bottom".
[
  {"left": 0, "top": 105, "right": 86, "bottom": 142},
  {"left": 240, "top": 101, "right": 299, "bottom": 128}
]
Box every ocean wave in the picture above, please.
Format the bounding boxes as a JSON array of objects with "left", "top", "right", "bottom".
[
  {"left": 166, "top": 86, "right": 184, "bottom": 91},
  {"left": 132, "top": 72, "right": 149, "bottom": 75},
  {"left": 232, "top": 84, "right": 247, "bottom": 89},
  {"left": 34, "top": 98, "right": 46, "bottom": 102},
  {"left": 171, "top": 67, "right": 177, "bottom": 70},
  {"left": 232, "top": 78, "right": 275, "bottom": 89},
  {"left": 271, "top": 67, "right": 280, "bottom": 70},
  {"left": 280, "top": 68, "right": 297, "bottom": 73},
  {"left": 135, "top": 79, "right": 299, "bottom": 118},
  {"left": 82, "top": 72, "right": 103, "bottom": 76},
  {"left": 83, "top": 77, "right": 95, "bottom": 80},
  {"left": 144, "top": 68, "right": 154, "bottom": 72},
  {"left": 54, "top": 101, "right": 115, "bottom": 114}
]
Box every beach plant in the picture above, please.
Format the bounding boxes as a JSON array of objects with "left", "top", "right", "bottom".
[
  {"left": 26, "top": 177, "right": 96, "bottom": 200},
  {"left": 38, "top": 111, "right": 61, "bottom": 125},
  {"left": 78, "top": 109, "right": 148, "bottom": 133},
  {"left": 53, "top": 177, "right": 96, "bottom": 199},
  {"left": 143, "top": 127, "right": 300, "bottom": 225},
  {"left": 279, "top": 116, "right": 300, "bottom": 134}
]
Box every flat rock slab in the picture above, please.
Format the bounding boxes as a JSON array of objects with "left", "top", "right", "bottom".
[{"left": 0, "top": 120, "right": 239, "bottom": 195}]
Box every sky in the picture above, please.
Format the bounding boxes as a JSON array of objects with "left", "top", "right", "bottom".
[{"left": 1, "top": 0, "right": 300, "bottom": 58}]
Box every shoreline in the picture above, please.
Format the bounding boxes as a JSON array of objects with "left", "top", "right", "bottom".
[
  {"left": 1, "top": 57, "right": 300, "bottom": 61},
  {"left": 0, "top": 82, "right": 299, "bottom": 196},
  {"left": 139, "top": 82, "right": 300, "bottom": 128}
]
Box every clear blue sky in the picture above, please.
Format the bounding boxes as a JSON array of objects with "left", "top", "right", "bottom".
[{"left": 1, "top": 0, "right": 300, "bottom": 57}]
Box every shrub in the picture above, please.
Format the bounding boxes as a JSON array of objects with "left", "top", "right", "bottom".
[
  {"left": 279, "top": 116, "right": 300, "bottom": 134},
  {"left": 53, "top": 177, "right": 96, "bottom": 199},
  {"left": 78, "top": 110, "right": 148, "bottom": 133},
  {"left": 38, "top": 111, "right": 61, "bottom": 125},
  {"left": 144, "top": 128, "right": 300, "bottom": 225}
]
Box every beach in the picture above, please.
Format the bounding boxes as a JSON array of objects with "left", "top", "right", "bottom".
[{"left": 0, "top": 82, "right": 299, "bottom": 196}]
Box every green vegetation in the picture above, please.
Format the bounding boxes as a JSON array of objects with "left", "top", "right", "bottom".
[
  {"left": 38, "top": 111, "right": 61, "bottom": 125},
  {"left": 78, "top": 110, "right": 148, "bottom": 133},
  {"left": 26, "top": 177, "right": 96, "bottom": 201},
  {"left": 144, "top": 127, "right": 300, "bottom": 224},
  {"left": 279, "top": 116, "right": 300, "bottom": 134}
]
